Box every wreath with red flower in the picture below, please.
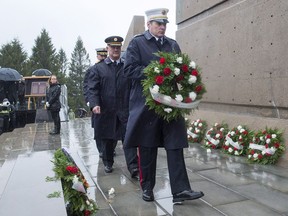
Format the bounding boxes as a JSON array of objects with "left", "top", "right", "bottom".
[
  {"left": 142, "top": 52, "right": 206, "bottom": 121},
  {"left": 222, "top": 125, "right": 253, "bottom": 156},
  {"left": 247, "top": 128, "right": 285, "bottom": 164},
  {"left": 204, "top": 122, "right": 229, "bottom": 149},
  {"left": 187, "top": 119, "right": 208, "bottom": 143}
]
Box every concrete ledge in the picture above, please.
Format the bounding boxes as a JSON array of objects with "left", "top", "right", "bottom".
[{"left": 188, "top": 109, "right": 288, "bottom": 168}]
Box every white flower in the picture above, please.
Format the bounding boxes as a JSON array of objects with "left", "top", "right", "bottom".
[
  {"left": 262, "top": 150, "right": 266, "bottom": 155},
  {"left": 240, "top": 129, "right": 245, "bottom": 133},
  {"left": 151, "top": 85, "right": 159, "bottom": 93},
  {"left": 230, "top": 131, "right": 235, "bottom": 136},
  {"left": 248, "top": 155, "right": 252, "bottom": 159},
  {"left": 260, "top": 136, "right": 264, "bottom": 141},
  {"left": 86, "top": 200, "right": 91, "bottom": 205},
  {"left": 189, "top": 92, "right": 197, "bottom": 100},
  {"left": 175, "top": 94, "right": 183, "bottom": 102},
  {"left": 176, "top": 57, "right": 183, "bottom": 64},
  {"left": 220, "top": 128, "right": 224, "bottom": 132},
  {"left": 189, "top": 61, "right": 196, "bottom": 69},
  {"left": 196, "top": 119, "right": 201, "bottom": 122},
  {"left": 215, "top": 133, "right": 221, "bottom": 138},
  {"left": 189, "top": 126, "right": 192, "bottom": 130},
  {"left": 234, "top": 151, "right": 239, "bottom": 155},
  {"left": 188, "top": 75, "right": 197, "bottom": 84},
  {"left": 164, "top": 108, "right": 172, "bottom": 113},
  {"left": 198, "top": 123, "right": 203, "bottom": 127},
  {"left": 174, "top": 67, "right": 180, "bottom": 76},
  {"left": 108, "top": 188, "right": 115, "bottom": 195},
  {"left": 253, "top": 153, "right": 258, "bottom": 159},
  {"left": 207, "top": 149, "right": 211, "bottom": 153},
  {"left": 205, "top": 141, "right": 209, "bottom": 145},
  {"left": 228, "top": 147, "right": 233, "bottom": 153},
  {"left": 266, "top": 139, "right": 271, "bottom": 144},
  {"left": 215, "top": 140, "right": 220, "bottom": 145},
  {"left": 225, "top": 141, "right": 229, "bottom": 146},
  {"left": 237, "top": 125, "right": 242, "bottom": 130},
  {"left": 239, "top": 135, "right": 242, "bottom": 140},
  {"left": 194, "top": 122, "right": 198, "bottom": 126},
  {"left": 154, "top": 67, "right": 160, "bottom": 73},
  {"left": 214, "top": 123, "right": 219, "bottom": 127},
  {"left": 272, "top": 134, "right": 277, "bottom": 139},
  {"left": 195, "top": 128, "right": 200, "bottom": 133}
]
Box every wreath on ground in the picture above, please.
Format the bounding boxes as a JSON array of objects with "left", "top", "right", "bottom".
[
  {"left": 142, "top": 51, "right": 206, "bottom": 122},
  {"left": 247, "top": 128, "right": 285, "bottom": 164},
  {"left": 187, "top": 119, "right": 208, "bottom": 143},
  {"left": 222, "top": 125, "right": 253, "bottom": 156},
  {"left": 49, "top": 148, "right": 98, "bottom": 216},
  {"left": 204, "top": 122, "right": 229, "bottom": 149}
]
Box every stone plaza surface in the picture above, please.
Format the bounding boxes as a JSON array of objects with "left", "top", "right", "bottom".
[{"left": 0, "top": 118, "right": 288, "bottom": 216}]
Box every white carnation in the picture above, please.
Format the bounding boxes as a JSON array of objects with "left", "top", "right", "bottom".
[
  {"left": 228, "top": 147, "right": 233, "bottom": 153},
  {"left": 188, "top": 75, "right": 197, "bottom": 84},
  {"left": 151, "top": 85, "right": 159, "bottom": 93},
  {"left": 174, "top": 67, "right": 180, "bottom": 76},
  {"left": 215, "top": 133, "right": 220, "bottom": 138},
  {"left": 175, "top": 94, "right": 183, "bottom": 102},
  {"left": 154, "top": 67, "right": 160, "bottom": 73},
  {"left": 176, "top": 57, "right": 183, "bottom": 64},
  {"left": 260, "top": 136, "right": 264, "bottom": 141},
  {"left": 198, "top": 123, "right": 203, "bottom": 127},
  {"left": 237, "top": 125, "right": 242, "bottom": 130},
  {"left": 214, "top": 123, "right": 219, "bottom": 127},
  {"left": 266, "top": 139, "right": 271, "bottom": 144},
  {"left": 253, "top": 153, "right": 258, "bottom": 159},
  {"left": 189, "top": 92, "right": 197, "bottom": 100},
  {"left": 234, "top": 151, "right": 239, "bottom": 155},
  {"left": 272, "top": 134, "right": 277, "bottom": 139},
  {"left": 164, "top": 108, "right": 172, "bottom": 113},
  {"left": 240, "top": 129, "right": 245, "bottom": 133},
  {"left": 230, "top": 131, "right": 235, "bottom": 136},
  {"left": 189, "top": 61, "right": 196, "bottom": 69},
  {"left": 220, "top": 128, "right": 224, "bottom": 132}
]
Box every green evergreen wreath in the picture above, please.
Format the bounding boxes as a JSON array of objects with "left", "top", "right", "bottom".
[
  {"left": 142, "top": 52, "right": 206, "bottom": 121},
  {"left": 247, "top": 128, "right": 285, "bottom": 164}
]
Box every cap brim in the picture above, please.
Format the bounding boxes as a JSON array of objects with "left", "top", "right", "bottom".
[{"left": 152, "top": 19, "right": 169, "bottom": 23}]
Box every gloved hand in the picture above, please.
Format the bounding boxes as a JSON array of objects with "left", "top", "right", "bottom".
[{"left": 46, "top": 102, "right": 50, "bottom": 107}]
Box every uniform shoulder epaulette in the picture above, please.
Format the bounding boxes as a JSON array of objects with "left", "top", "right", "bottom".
[{"left": 133, "top": 33, "right": 143, "bottom": 38}]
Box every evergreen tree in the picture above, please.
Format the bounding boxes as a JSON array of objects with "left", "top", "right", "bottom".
[
  {"left": 57, "top": 48, "right": 69, "bottom": 76},
  {"left": 67, "top": 36, "right": 90, "bottom": 112},
  {"left": 0, "top": 38, "right": 29, "bottom": 76},
  {"left": 29, "top": 29, "right": 60, "bottom": 76}
]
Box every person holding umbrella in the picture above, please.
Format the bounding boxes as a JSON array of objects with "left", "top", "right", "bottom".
[{"left": 46, "top": 75, "right": 61, "bottom": 135}]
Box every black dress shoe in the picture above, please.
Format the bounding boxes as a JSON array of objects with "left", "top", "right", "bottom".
[
  {"left": 104, "top": 166, "right": 113, "bottom": 173},
  {"left": 142, "top": 190, "right": 154, "bottom": 202},
  {"left": 173, "top": 190, "right": 204, "bottom": 203},
  {"left": 130, "top": 168, "right": 139, "bottom": 179}
]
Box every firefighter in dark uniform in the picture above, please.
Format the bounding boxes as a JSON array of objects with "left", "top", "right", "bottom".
[
  {"left": 123, "top": 8, "right": 204, "bottom": 202},
  {"left": 83, "top": 48, "right": 114, "bottom": 158},
  {"left": 87, "top": 36, "right": 139, "bottom": 177}
]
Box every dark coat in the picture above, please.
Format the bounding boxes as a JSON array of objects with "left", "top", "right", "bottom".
[
  {"left": 87, "top": 57, "right": 130, "bottom": 140},
  {"left": 46, "top": 83, "right": 61, "bottom": 112},
  {"left": 123, "top": 30, "right": 188, "bottom": 150}
]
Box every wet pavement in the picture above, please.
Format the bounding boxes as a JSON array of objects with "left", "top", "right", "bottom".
[{"left": 0, "top": 118, "right": 288, "bottom": 216}]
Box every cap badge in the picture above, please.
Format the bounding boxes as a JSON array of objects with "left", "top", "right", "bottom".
[{"left": 114, "top": 38, "right": 118, "bottom": 41}]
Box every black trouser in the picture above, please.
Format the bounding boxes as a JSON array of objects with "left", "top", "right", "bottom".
[
  {"left": 102, "top": 139, "right": 117, "bottom": 167},
  {"left": 139, "top": 146, "right": 191, "bottom": 195},
  {"left": 124, "top": 147, "right": 138, "bottom": 173},
  {"left": 50, "top": 111, "right": 61, "bottom": 133}
]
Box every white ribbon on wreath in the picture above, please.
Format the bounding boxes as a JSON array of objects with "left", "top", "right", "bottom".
[
  {"left": 249, "top": 143, "right": 276, "bottom": 155},
  {"left": 206, "top": 133, "right": 220, "bottom": 146},
  {"left": 187, "top": 129, "right": 198, "bottom": 138},
  {"left": 225, "top": 135, "right": 243, "bottom": 150},
  {"left": 150, "top": 87, "right": 201, "bottom": 109}
]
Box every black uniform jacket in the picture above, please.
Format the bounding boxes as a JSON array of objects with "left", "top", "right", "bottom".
[
  {"left": 46, "top": 83, "right": 61, "bottom": 112},
  {"left": 123, "top": 30, "right": 188, "bottom": 150},
  {"left": 87, "top": 57, "right": 130, "bottom": 140}
]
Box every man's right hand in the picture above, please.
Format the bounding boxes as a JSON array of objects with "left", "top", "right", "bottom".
[{"left": 92, "top": 106, "right": 101, "bottom": 114}]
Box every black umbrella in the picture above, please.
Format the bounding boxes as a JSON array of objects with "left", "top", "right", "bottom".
[
  {"left": 0, "top": 68, "right": 22, "bottom": 81},
  {"left": 32, "top": 68, "right": 52, "bottom": 76}
]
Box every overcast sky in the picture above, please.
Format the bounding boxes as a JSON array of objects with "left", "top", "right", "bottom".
[{"left": 0, "top": 0, "right": 176, "bottom": 62}]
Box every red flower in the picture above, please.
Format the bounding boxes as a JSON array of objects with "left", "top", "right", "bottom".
[
  {"left": 84, "top": 210, "right": 91, "bottom": 216},
  {"left": 258, "top": 154, "right": 263, "bottom": 159},
  {"left": 66, "top": 166, "right": 78, "bottom": 174},
  {"left": 274, "top": 143, "right": 280, "bottom": 148},
  {"left": 155, "top": 76, "right": 164, "bottom": 85},
  {"left": 181, "top": 64, "right": 189, "bottom": 72},
  {"left": 195, "top": 85, "right": 202, "bottom": 93},
  {"left": 163, "top": 67, "right": 171, "bottom": 76},
  {"left": 184, "top": 97, "right": 193, "bottom": 103},
  {"left": 191, "top": 69, "right": 198, "bottom": 76},
  {"left": 154, "top": 100, "right": 161, "bottom": 105},
  {"left": 159, "top": 57, "right": 166, "bottom": 64},
  {"left": 242, "top": 130, "right": 248, "bottom": 135},
  {"left": 176, "top": 75, "right": 184, "bottom": 81},
  {"left": 265, "top": 144, "right": 269, "bottom": 148},
  {"left": 266, "top": 134, "right": 272, "bottom": 139},
  {"left": 250, "top": 150, "right": 255, "bottom": 155}
]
